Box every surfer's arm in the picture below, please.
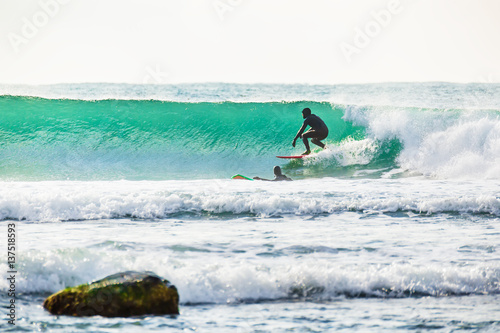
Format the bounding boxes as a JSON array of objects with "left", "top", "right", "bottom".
[
  {"left": 253, "top": 177, "right": 272, "bottom": 181},
  {"left": 292, "top": 122, "right": 308, "bottom": 147}
]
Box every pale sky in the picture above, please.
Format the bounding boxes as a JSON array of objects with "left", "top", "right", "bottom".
[{"left": 1, "top": 0, "right": 500, "bottom": 84}]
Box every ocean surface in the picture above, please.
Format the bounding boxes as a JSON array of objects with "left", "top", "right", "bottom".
[{"left": 1, "top": 82, "right": 499, "bottom": 332}]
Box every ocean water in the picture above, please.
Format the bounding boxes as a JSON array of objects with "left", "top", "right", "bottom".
[{"left": 1, "top": 82, "right": 499, "bottom": 332}]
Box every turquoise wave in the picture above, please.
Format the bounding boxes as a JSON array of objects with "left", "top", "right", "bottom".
[{"left": 1, "top": 96, "right": 401, "bottom": 180}]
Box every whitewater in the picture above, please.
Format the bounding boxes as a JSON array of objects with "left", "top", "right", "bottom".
[{"left": 0, "top": 82, "right": 499, "bottom": 332}]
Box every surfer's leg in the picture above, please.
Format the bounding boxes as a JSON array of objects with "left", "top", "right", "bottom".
[
  {"left": 301, "top": 136, "right": 311, "bottom": 155},
  {"left": 302, "top": 130, "right": 320, "bottom": 154},
  {"left": 311, "top": 138, "right": 325, "bottom": 149},
  {"left": 308, "top": 129, "right": 328, "bottom": 149}
]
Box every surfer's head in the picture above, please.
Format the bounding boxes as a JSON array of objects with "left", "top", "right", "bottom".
[
  {"left": 273, "top": 166, "right": 283, "bottom": 176},
  {"left": 302, "top": 108, "right": 311, "bottom": 118}
]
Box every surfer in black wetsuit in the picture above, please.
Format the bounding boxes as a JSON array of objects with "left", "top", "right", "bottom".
[
  {"left": 292, "top": 108, "right": 328, "bottom": 155},
  {"left": 253, "top": 166, "right": 292, "bottom": 181}
]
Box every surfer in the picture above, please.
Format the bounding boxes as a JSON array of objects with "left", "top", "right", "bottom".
[
  {"left": 253, "top": 166, "right": 292, "bottom": 181},
  {"left": 292, "top": 108, "right": 328, "bottom": 155}
]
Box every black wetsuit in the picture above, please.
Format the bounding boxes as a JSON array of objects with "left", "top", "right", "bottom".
[
  {"left": 297, "top": 114, "right": 328, "bottom": 140},
  {"left": 274, "top": 174, "right": 292, "bottom": 181}
]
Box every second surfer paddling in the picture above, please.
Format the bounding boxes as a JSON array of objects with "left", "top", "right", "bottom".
[
  {"left": 292, "top": 108, "right": 328, "bottom": 155},
  {"left": 253, "top": 166, "right": 292, "bottom": 181}
]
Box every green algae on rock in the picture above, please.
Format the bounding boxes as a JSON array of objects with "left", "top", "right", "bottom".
[{"left": 43, "top": 271, "right": 179, "bottom": 317}]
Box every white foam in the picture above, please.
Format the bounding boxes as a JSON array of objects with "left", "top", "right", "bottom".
[
  {"left": 0, "top": 179, "right": 499, "bottom": 222},
  {"left": 3, "top": 252, "right": 499, "bottom": 303},
  {"left": 400, "top": 117, "right": 500, "bottom": 179},
  {"left": 343, "top": 105, "right": 500, "bottom": 179},
  {"left": 304, "top": 138, "right": 379, "bottom": 167},
  {"left": 1, "top": 179, "right": 498, "bottom": 304}
]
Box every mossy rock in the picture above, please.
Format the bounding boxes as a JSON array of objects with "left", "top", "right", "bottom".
[{"left": 43, "top": 271, "right": 179, "bottom": 317}]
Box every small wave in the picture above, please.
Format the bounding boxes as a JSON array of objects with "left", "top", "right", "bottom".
[
  {"left": 3, "top": 250, "right": 499, "bottom": 303},
  {"left": 0, "top": 180, "right": 499, "bottom": 222},
  {"left": 2, "top": 83, "right": 500, "bottom": 108}
]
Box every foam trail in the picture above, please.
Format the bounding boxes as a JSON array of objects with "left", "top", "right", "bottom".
[{"left": 304, "top": 138, "right": 380, "bottom": 166}]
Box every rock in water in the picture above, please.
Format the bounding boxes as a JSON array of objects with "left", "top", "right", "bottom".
[{"left": 43, "top": 271, "right": 179, "bottom": 317}]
